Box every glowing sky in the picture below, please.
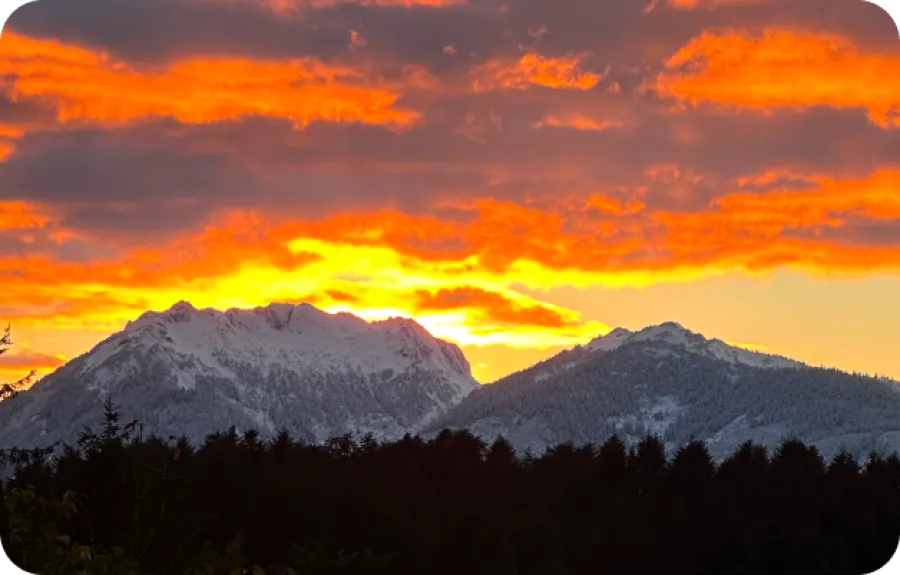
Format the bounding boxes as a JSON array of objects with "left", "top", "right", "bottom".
[{"left": 1, "top": 0, "right": 899, "bottom": 385}]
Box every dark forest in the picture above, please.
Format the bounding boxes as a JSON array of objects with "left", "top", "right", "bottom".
[{"left": 1, "top": 397, "right": 899, "bottom": 575}]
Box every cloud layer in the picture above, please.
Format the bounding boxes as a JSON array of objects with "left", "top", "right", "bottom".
[{"left": 1, "top": 0, "right": 899, "bottom": 382}]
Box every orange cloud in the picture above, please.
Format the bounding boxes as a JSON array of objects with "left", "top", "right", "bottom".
[
  {"left": 9, "top": 166, "right": 899, "bottom": 311},
  {"left": 301, "top": 0, "right": 464, "bottom": 5},
  {"left": 282, "top": 184, "right": 900, "bottom": 279},
  {"left": 0, "top": 348, "right": 66, "bottom": 371},
  {"left": 470, "top": 52, "right": 604, "bottom": 92},
  {"left": 533, "top": 113, "right": 624, "bottom": 131},
  {"left": 1, "top": 201, "right": 614, "bottom": 345},
  {"left": 654, "top": 169, "right": 900, "bottom": 274},
  {"left": 413, "top": 286, "right": 582, "bottom": 328},
  {"left": 446, "top": 199, "right": 654, "bottom": 275},
  {"left": 204, "top": 0, "right": 464, "bottom": 16},
  {"left": 125, "top": 211, "right": 326, "bottom": 283},
  {"left": 667, "top": 0, "right": 767, "bottom": 8},
  {"left": 585, "top": 195, "right": 646, "bottom": 215},
  {"left": 0, "top": 141, "right": 14, "bottom": 161},
  {"left": 325, "top": 289, "right": 360, "bottom": 303},
  {"left": 0, "top": 211, "right": 324, "bottom": 324},
  {"left": 4, "top": 168, "right": 900, "bottom": 353},
  {"left": 657, "top": 29, "right": 900, "bottom": 127},
  {"left": 0, "top": 124, "right": 25, "bottom": 160},
  {"left": 0, "top": 125, "right": 24, "bottom": 138},
  {"left": 0, "top": 31, "right": 422, "bottom": 130},
  {"left": 291, "top": 0, "right": 462, "bottom": 4},
  {"left": 735, "top": 171, "right": 813, "bottom": 190},
  {"left": 0, "top": 345, "right": 66, "bottom": 386},
  {"left": 0, "top": 202, "right": 52, "bottom": 230},
  {"left": 716, "top": 170, "right": 900, "bottom": 222}
]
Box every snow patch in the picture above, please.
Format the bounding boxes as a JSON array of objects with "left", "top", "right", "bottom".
[{"left": 584, "top": 327, "right": 633, "bottom": 352}]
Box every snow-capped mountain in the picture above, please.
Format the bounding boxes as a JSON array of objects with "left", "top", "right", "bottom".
[
  {"left": 522, "top": 322, "right": 801, "bottom": 385},
  {"left": 426, "top": 322, "right": 900, "bottom": 461},
  {"left": 587, "top": 322, "right": 804, "bottom": 369},
  {"left": 0, "top": 301, "right": 479, "bottom": 449}
]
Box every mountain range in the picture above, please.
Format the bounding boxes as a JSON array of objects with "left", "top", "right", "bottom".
[{"left": 1, "top": 301, "right": 899, "bottom": 462}]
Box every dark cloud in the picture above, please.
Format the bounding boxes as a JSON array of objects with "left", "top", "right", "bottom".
[
  {"left": 11, "top": 0, "right": 894, "bottom": 76},
  {"left": 2, "top": 0, "right": 899, "bottom": 248},
  {"left": 1, "top": 129, "right": 252, "bottom": 202},
  {"left": 8, "top": 0, "right": 348, "bottom": 63},
  {"left": 0, "top": 225, "right": 119, "bottom": 261},
  {"left": 0, "top": 94, "right": 57, "bottom": 130},
  {"left": 7, "top": 0, "right": 512, "bottom": 72},
  {"left": 0, "top": 128, "right": 258, "bottom": 238},
  {"left": 798, "top": 217, "right": 900, "bottom": 246},
  {"left": 0, "top": 347, "right": 65, "bottom": 369},
  {"left": 193, "top": 101, "right": 900, "bottom": 188},
  {"left": 4, "top": 104, "right": 890, "bottom": 235}
]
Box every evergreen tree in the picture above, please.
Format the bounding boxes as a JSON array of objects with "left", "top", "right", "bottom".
[{"left": 0, "top": 325, "right": 35, "bottom": 401}]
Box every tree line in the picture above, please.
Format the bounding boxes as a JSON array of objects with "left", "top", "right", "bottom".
[{"left": 0, "top": 395, "right": 897, "bottom": 575}]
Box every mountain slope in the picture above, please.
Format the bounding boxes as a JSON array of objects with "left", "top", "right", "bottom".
[
  {"left": 0, "top": 301, "right": 479, "bottom": 449},
  {"left": 427, "top": 322, "right": 900, "bottom": 461}
]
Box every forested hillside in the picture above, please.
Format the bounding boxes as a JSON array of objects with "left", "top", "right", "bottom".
[{"left": 431, "top": 335, "right": 900, "bottom": 460}]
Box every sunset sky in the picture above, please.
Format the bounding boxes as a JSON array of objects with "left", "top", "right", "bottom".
[{"left": 1, "top": 0, "right": 899, "bottom": 385}]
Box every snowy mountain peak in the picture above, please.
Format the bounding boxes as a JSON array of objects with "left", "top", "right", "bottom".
[
  {"left": 581, "top": 321, "right": 803, "bottom": 370},
  {"left": 130, "top": 300, "right": 197, "bottom": 325},
  {"left": 584, "top": 327, "right": 633, "bottom": 352},
  {"left": 657, "top": 321, "right": 691, "bottom": 333},
  {"left": 170, "top": 300, "right": 197, "bottom": 313},
  {"left": 129, "top": 300, "right": 197, "bottom": 328},
  {"left": 116, "top": 301, "right": 476, "bottom": 384},
  {"left": 631, "top": 322, "right": 705, "bottom": 345},
  {"left": 0, "top": 301, "right": 482, "bottom": 450},
  {"left": 258, "top": 302, "right": 298, "bottom": 327}
]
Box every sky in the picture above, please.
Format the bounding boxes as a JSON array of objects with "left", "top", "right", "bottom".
[{"left": 0, "top": 0, "right": 899, "bottom": 385}]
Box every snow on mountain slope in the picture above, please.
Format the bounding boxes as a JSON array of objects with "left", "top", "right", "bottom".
[
  {"left": 84, "top": 300, "right": 474, "bottom": 396},
  {"left": 430, "top": 322, "right": 900, "bottom": 462},
  {"left": 525, "top": 322, "right": 801, "bottom": 387},
  {"left": 0, "top": 301, "right": 479, "bottom": 450},
  {"left": 583, "top": 322, "right": 803, "bottom": 369},
  {"left": 583, "top": 327, "right": 633, "bottom": 352}
]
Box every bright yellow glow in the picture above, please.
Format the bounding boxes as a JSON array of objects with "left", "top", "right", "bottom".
[{"left": 726, "top": 341, "right": 772, "bottom": 353}]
